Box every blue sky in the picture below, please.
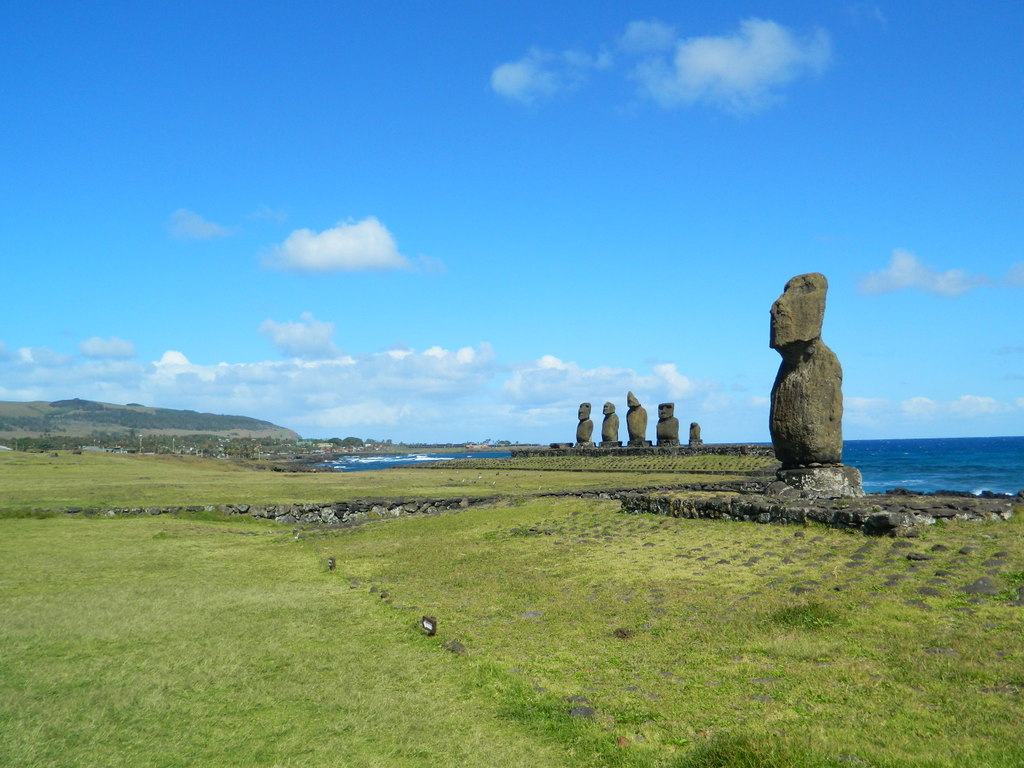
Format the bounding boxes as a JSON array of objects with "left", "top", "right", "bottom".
[{"left": 2, "top": 1, "right": 1022, "bottom": 443}]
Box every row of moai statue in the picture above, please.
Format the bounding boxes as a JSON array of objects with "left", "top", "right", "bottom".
[{"left": 573, "top": 393, "right": 702, "bottom": 448}]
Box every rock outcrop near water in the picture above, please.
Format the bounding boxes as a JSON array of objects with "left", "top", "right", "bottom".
[{"left": 769, "top": 273, "right": 863, "bottom": 498}]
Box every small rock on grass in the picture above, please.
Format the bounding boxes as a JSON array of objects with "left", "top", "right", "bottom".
[
  {"left": 568, "top": 706, "right": 596, "bottom": 719},
  {"left": 962, "top": 577, "right": 1001, "bottom": 595}
]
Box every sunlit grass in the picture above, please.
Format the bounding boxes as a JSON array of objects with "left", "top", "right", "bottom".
[
  {"left": 0, "top": 450, "right": 762, "bottom": 512},
  {"left": 4, "top": 454, "right": 1023, "bottom": 766}
]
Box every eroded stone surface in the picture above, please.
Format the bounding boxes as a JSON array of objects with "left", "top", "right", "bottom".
[
  {"left": 576, "top": 402, "right": 594, "bottom": 447},
  {"left": 656, "top": 402, "right": 680, "bottom": 446},
  {"left": 626, "top": 391, "right": 648, "bottom": 446},
  {"left": 601, "top": 401, "right": 620, "bottom": 445},
  {"left": 688, "top": 422, "right": 702, "bottom": 447},
  {"left": 769, "top": 273, "right": 844, "bottom": 468}
]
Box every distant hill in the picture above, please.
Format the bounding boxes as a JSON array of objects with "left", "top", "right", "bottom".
[{"left": 0, "top": 399, "right": 299, "bottom": 440}]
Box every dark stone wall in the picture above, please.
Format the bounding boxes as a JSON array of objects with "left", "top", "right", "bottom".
[
  {"left": 62, "top": 496, "right": 489, "bottom": 526},
  {"left": 617, "top": 490, "right": 1016, "bottom": 536}
]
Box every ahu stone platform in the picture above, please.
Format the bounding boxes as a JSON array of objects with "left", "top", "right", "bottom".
[
  {"left": 512, "top": 443, "right": 775, "bottom": 459},
  {"left": 617, "top": 488, "right": 1018, "bottom": 537}
]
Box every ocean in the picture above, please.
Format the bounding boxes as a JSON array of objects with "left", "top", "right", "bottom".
[
  {"left": 321, "top": 451, "right": 511, "bottom": 473},
  {"left": 843, "top": 436, "right": 1024, "bottom": 496},
  {"left": 321, "top": 437, "right": 1023, "bottom": 496}
]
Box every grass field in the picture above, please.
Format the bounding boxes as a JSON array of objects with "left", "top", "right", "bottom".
[
  {"left": 2, "top": 452, "right": 1023, "bottom": 766},
  {"left": 0, "top": 451, "right": 758, "bottom": 512}
]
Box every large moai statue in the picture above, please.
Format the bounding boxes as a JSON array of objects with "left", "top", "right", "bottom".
[
  {"left": 656, "top": 402, "right": 680, "bottom": 446},
  {"left": 688, "top": 422, "right": 702, "bottom": 447},
  {"left": 625, "top": 392, "right": 649, "bottom": 446},
  {"left": 575, "top": 402, "right": 595, "bottom": 447},
  {"left": 601, "top": 402, "right": 621, "bottom": 446},
  {"left": 769, "top": 273, "right": 863, "bottom": 497}
]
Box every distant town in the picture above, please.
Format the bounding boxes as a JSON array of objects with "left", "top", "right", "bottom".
[{"left": 0, "top": 433, "right": 522, "bottom": 459}]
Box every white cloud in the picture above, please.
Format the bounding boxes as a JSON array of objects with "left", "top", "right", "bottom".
[
  {"left": 632, "top": 18, "right": 831, "bottom": 112},
  {"left": 491, "top": 48, "right": 610, "bottom": 104},
  {"left": 901, "top": 394, "right": 1015, "bottom": 420},
  {"left": 17, "top": 347, "right": 71, "bottom": 366},
  {"left": 1005, "top": 263, "right": 1024, "bottom": 287},
  {"left": 847, "top": 3, "right": 888, "bottom": 29},
  {"left": 167, "top": 208, "right": 234, "bottom": 239},
  {"left": 859, "top": 249, "right": 990, "bottom": 296},
  {"left": 619, "top": 20, "right": 677, "bottom": 54},
  {"left": 948, "top": 395, "right": 1013, "bottom": 418},
  {"left": 265, "top": 217, "right": 412, "bottom": 273},
  {"left": 496, "top": 17, "right": 830, "bottom": 113},
  {"left": 248, "top": 204, "right": 287, "bottom": 222},
  {"left": 502, "top": 355, "right": 719, "bottom": 412},
  {"left": 259, "top": 312, "right": 341, "bottom": 360},
  {"left": 79, "top": 336, "right": 137, "bottom": 359}
]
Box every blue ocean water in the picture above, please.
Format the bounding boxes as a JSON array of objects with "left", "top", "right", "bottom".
[
  {"left": 844, "top": 436, "right": 1024, "bottom": 496},
  {"left": 321, "top": 451, "right": 511, "bottom": 472}
]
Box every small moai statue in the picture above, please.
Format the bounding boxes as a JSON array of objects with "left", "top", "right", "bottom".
[
  {"left": 625, "top": 391, "right": 649, "bottom": 446},
  {"left": 656, "top": 403, "right": 679, "bottom": 446},
  {"left": 575, "top": 402, "right": 595, "bottom": 447},
  {"left": 688, "top": 422, "right": 702, "bottom": 447},
  {"left": 600, "top": 402, "right": 621, "bottom": 447}
]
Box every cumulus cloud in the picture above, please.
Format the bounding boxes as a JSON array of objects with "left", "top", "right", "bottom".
[
  {"left": 248, "top": 204, "right": 287, "bottom": 222},
  {"left": 265, "top": 217, "right": 412, "bottom": 273},
  {"left": 901, "top": 394, "right": 1014, "bottom": 419},
  {"left": 1005, "top": 262, "right": 1024, "bottom": 287},
  {"left": 491, "top": 47, "right": 611, "bottom": 103},
  {"left": 502, "top": 355, "right": 718, "bottom": 412},
  {"left": 17, "top": 347, "right": 71, "bottom": 366},
  {"left": 495, "top": 17, "right": 829, "bottom": 113},
  {"left": 859, "top": 249, "right": 990, "bottom": 296},
  {"left": 631, "top": 18, "right": 831, "bottom": 111},
  {"left": 167, "top": 208, "right": 234, "bottom": 239},
  {"left": 79, "top": 336, "right": 136, "bottom": 359},
  {"left": 619, "top": 20, "right": 677, "bottom": 54},
  {"left": 259, "top": 313, "right": 341, "bottom": 360}
]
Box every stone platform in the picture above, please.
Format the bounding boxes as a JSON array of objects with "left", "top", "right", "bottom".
[{"left": 511, "top": 443, "right": 775, "bottom": 459}]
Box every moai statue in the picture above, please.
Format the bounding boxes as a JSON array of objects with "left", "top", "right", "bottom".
[
  {"left": 600, "top": 402, "right": 621, "bottom": 447},
  {"left": 575, "top": 402, "right": 595, "bottom": 447},
  {"left": 688, "top": 422, "right": 702, "bottom": 447},
  {"left": 625, "top": 391, "right": 649, "bottom": 446},
  {"left": 656, "top": 403, "right": 679, "bottom": 446},
  {"left": 769, "top": 273, "right": 863, "bottom": 497}
]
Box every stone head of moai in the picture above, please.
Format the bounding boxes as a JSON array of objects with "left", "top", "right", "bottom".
[
  {"left": 770, "top": 272, "right": 827, "bottom": 351},
  {"left": 602, "top": 401, "right": 615, "bottom": 415},
  {"left": 658, "top": 402, "right": 674, "bottom": 420},
  {"left": 578, "top": 402, "right": 591, "bottom": 421}
]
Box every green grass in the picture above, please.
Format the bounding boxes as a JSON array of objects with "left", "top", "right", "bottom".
[
  {"left": 0, "top": 451, "right": 761, "bottom": 512},
  {"left": 3, "top": 453, "right": 1023, "bottom": 766},
  {"left": 4, "top": 495, "right": 1024, "bottom": 766},
  {"left": 0, "top": 515, "right": 571, "bottom": 768}
]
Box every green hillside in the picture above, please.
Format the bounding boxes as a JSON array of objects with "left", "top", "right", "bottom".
[{"left": 0, "top": 399, "right": 298, "bottom": 440}]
